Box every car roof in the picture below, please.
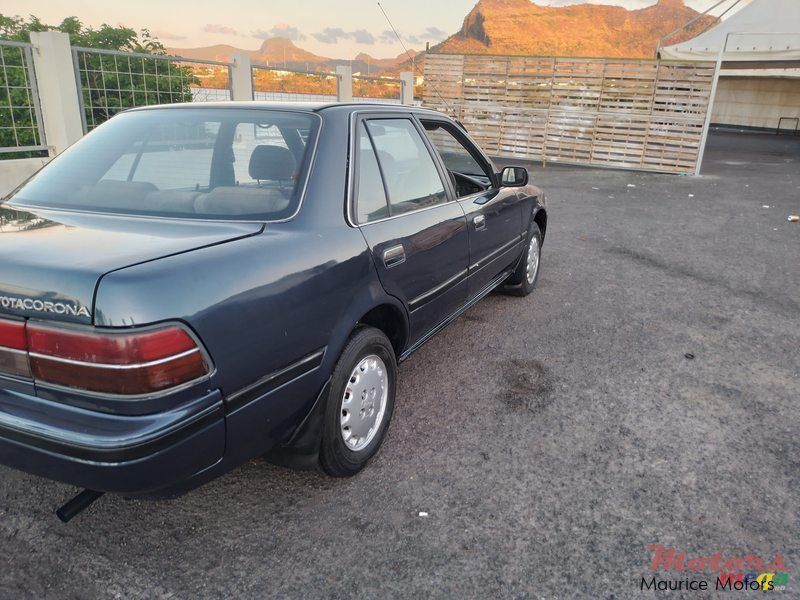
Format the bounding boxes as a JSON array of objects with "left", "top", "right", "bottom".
[{"left": 126, "top": 101, "right": 446, "bottom": 116}]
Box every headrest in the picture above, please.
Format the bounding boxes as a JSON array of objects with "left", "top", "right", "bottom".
[
  {"left": 142, "top": 190, "right": 200, "bottom": 214},
  {"left": 194, "top": 187, "right": 291, "bottom": 216},
  {"left": 248, "top": 145, "right": 297, "bottom": 182},
  {"left": 78, "top": 180, "right": 158, "bottom": 207}
]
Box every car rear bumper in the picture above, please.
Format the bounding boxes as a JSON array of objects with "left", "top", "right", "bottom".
[{"left": 0, "top": 383, "right": 225, "bottom": 495}]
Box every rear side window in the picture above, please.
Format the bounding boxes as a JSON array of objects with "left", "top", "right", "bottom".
[
  {"left": 9, "top": 108, "right": 319, "bottom": 221},
  {"left": 363, "top": 119, "right": 446, "bottom": 219},
  {"left": 356, "top": 123, "right": 390, "bottom": 224}
]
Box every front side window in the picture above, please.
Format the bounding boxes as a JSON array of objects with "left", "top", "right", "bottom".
[
  {"left": 422, "top": 121, "right": 493, "bottom": 198},
  {"left": 364, "top": 119, "right": 446, "bottom": 218},
  {"left": 7, "top": 108, "right": 319, "bottom": 221}
]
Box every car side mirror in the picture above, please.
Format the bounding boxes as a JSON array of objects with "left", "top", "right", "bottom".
[{"left": 500, "top": 166, "right": 529, "bottom": 188}]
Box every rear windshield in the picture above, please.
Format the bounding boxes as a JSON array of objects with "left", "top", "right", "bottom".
[{"left": 7, "top": 108, "right": 319, "bottom": 221}]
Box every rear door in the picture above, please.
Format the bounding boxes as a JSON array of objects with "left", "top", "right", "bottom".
[
  {"left": 351, "top": 114, "right": 468, "bottom": 345},
  {"left": 419, "top": 118, "right": 524, "bottom": 297}
]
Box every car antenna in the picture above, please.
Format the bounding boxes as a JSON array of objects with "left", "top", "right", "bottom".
[{"left": 376, "top": 2, "right": 455, "bottom": 114}]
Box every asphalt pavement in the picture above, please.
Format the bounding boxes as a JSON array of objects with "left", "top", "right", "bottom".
[{"left": 0, "top": 129, "right": 798, "bottom": 599}]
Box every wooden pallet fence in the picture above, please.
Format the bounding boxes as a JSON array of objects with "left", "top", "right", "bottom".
[{"left": 423, "top": 53, "right": 716, "bottom": 174}]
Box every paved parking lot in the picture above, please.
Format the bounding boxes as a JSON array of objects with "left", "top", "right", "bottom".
[{"left": 0, "top": 130, "right": 798, "bottom": 598}]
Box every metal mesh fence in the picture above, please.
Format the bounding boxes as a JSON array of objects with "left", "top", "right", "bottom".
[
  {"left": 0, "top": 41, "right": 46, "bottom": 156},
  {"left": 252, "top": 66, "right": 338, "bottom": 103},
  {"left": 72, "top": 47, "right": 232, "bottom": 131}
]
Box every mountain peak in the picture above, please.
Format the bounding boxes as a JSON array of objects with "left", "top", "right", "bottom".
[
  {"left": 258, "top": 37, "right": 300, "bottom": 52},
  {"left": 439, "top": 0, "right": 714, "bottom": 58}
]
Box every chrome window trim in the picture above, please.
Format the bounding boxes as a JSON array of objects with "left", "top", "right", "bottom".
[
  {"left": 352, "top": 199, "right": 458, "bottom": 227},
  {"left": 345, "top": 110, "right": 456, "bottom": 229}
]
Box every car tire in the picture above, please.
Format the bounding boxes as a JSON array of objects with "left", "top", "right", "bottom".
[
  {"left": 504, "top": 222, "right": 543, "bottom": 297},
  {"left": 319, "top": 326, "right": 397, "bottom": 477}
]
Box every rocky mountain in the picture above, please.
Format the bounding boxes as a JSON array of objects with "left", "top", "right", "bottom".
[
  {"left": 169, "top": 0, "right": 717, "bottom": 74},
  {"left": 169, "top": 38, "right": 415, "bottom": 74},
  {"left": 433, "top": 0, "right": 717, "bottom": 59},
  {"left": 353, "top": 50, "right": 419, "bottom": 74}
]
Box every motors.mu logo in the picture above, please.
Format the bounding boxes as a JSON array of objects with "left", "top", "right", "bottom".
[{"left": 643, "top": 544, "right": 790, "bottom": 592}]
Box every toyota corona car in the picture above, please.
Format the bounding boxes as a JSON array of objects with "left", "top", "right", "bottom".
[{"left": 0, "top": 102, "right": 546, "bottom": 514}]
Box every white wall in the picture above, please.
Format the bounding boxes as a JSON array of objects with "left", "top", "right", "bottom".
[
  {"left": 712, "top": 77, "right": 800, "bottom": 130},
  {"left": 0, "top": 157, "right": 50, "bottom": 199}
]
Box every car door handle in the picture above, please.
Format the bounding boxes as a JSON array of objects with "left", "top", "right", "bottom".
[
  {"left": 473, "top": 215, "right": 486, "bottom": 230},
  {"left": 383, "top": 244, "right": 406, "bottom": 268}
]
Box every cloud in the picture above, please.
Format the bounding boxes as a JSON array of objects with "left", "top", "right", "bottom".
[
  {"left": 155, "top": 30, "right": 187, "bottom": 41},
  {"left": 379, "top": 30, "right": 396, "bottom": 44},
  {"left": 203, "top": 24, "right": 238, "bottom": 36},
  {"left": 312, "top": 25, "right": 446, "bottom": 46},
  {"left": 313, "top": 27, "right": 349, "bottom": 44},
  {"left": 379, "top": 26, "right": 448, "bottom": 46},
  {"left": 311, "top": 27, "right": 380, "bottom": 45},
  {"left": 252, "top": 23, "right": 305, "bottom": 41},
  {"left": 350, "top": 29, "right": 376, "bottom": 45},
  {"left": 420, "top": 26, "right": 447, "bottom": 41}
]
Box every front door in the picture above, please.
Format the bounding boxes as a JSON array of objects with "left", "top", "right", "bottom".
[
  {"left": 419, "top": 118, "right": 524, "bottom": 297},
  {"left": 353, "top": 116, "right": 469, "bottom": 345}
]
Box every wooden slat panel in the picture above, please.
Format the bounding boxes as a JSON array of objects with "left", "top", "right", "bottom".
[
  {"left": 498, "top": 108, "right": 548, "bottom": 157},
  {"left": 599, "top": 60, "right": 657, "bottom": 114},
  {"left": 422, "top": 54, "right": 715, "bottom": 175},
  {"left": 592, "top": 113, "right": 650, "bottom": 168},
  {"left": 550, "top": 58, "right": 603, "bottom": 111},
  {"left": 505, "top": 57, "right": 555, "bottom": 108},
  {"left": 545, "top": 111, "right": 596, "bottom": 162}
]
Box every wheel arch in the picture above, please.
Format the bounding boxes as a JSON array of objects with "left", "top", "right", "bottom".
[
  {"left": 266, "top": 292, "right": 408, "bottom": 470},
  {"left": 533, "top": 207, "right": 547, "bottom": 241},
  {"left": 356, "top": 302, "right": 409, "bottom": 358}
]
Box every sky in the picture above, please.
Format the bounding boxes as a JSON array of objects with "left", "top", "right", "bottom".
[{"left": 4, "top": 1, "right": 749, "bottom": 58}]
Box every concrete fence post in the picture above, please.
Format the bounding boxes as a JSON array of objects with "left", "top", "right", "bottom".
[
  {"left": 336, "top": 65, "right": 353, "bottom": 102},
  {"left": 230, "top": 54, "right": 254, "bottom": 101},
  {"left": 29, "top": 31, "right": 84, "bottom": 155},
  {"left": 400, "top": 72, "right": 415, "bottom": 105}
]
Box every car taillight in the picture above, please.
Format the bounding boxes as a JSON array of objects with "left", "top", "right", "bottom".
[
  {"left": 0, "top": 321, "right": 211, "bottom": 395},
  {"left": 0, "top": 319, "right": 30, "bottom": 378}
]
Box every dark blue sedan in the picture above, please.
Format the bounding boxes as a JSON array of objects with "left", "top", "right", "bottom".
[{"left": 0, "top": 103, "right": 546, "bottom": 509}]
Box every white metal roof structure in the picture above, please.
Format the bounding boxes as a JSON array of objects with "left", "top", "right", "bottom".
[{"left": 660, "top": 0, "right": 800, "bottom": 62}]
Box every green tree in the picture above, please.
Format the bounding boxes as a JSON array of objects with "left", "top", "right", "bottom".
[{"left": 0, "top": 14, "right": 199, "bottom": 156}]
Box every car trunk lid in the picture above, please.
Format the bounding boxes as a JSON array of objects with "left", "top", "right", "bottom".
[{"left": 0, "top": 204, "right": 263, "bottom": 324}]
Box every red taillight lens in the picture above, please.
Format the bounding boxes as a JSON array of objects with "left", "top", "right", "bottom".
[
  {"left": 0, "top": 319, "right": 27, "bottom": 350},
  {"left": 27, "top": 325, "right": 197, "bottom": 365},
  {"left": 0, "top": 319, "right": 30, "bottom": 378},
  {"left": 26, "top": 324, "right": 209, "bottom": 395}
]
